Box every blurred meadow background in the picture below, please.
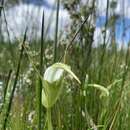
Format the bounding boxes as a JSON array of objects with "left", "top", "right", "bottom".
[{"left": 1, "top": 0, "right": 130, "bottom": 130}]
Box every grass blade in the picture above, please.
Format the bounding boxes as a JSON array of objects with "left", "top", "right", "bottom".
[
  {"left": 2, "top": 27, "right": 28, "bottom": 130},
  {"left": 54, "top": 0, "right": 60, "bottom": 63}
]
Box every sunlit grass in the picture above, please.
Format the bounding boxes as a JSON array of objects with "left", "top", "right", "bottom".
[{"left": 0, "top": 0, "right": 130, "bottom": 130}]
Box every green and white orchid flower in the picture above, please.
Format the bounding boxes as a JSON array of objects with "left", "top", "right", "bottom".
[
  {"left": 42, "top": 63, "right": 80, "bottom": 108},
  {"left": 42, "top": 63, "right": 80, "bottom": 130}
]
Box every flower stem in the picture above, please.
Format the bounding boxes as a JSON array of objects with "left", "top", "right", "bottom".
[{"left": 47, "top": 108, "right": 53, "bottom": 130}]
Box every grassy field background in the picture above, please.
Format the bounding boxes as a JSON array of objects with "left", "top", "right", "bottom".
[{"left": 0, "top": 0, "right": 130, "bottom": 130}]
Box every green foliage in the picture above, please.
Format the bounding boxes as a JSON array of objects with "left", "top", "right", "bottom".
[{"left": 0, "top": 0, "right": 130, "bottom": 130}]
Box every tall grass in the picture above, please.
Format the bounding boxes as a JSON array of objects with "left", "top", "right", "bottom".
[
  {"left": 54, "top": 0, "right": 60, "bottom": 63},
  {"left": 1, "top": 28, "right": 28, "bottom": 130},
  {"left": 0, "top": 0, "right": 130, "bottom": 130},
  {"left": 36, "top": 9, "right": 45, "bottom": 130}
]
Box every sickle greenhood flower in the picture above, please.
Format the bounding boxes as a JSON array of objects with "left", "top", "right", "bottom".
[{"left": 42, "top": 63, "right": 80, "bottom": 108}]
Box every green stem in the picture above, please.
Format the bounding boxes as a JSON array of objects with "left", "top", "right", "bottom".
[
  {"left": 47, "top": 108, "right": 53, "bottom": 130},
  {"left": 54, "top": 0, "right": 60, "bottom": 63}
]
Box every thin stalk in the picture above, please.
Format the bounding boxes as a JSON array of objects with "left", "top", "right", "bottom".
[
  {"left": 98, "top": 0, "right": 109, "bottom": 82},
  {"left": 120, "top": 44, "right": 130, "bottom": 96},
  {"left": 37, "top": 9, "right": 45, "bottom": 130},
  {"left": 108, "top": 102, "right": 120, "bottom": 130},
  {"left": 0, "top": 0, "right": 4, "bottom": 18},
  {"left": 36, "top": 77, "right": 42, "bottom": 130},
  {"left": 85, "top": 104, "right": 97, "bottom": 130},
  {"left": 3, "top": 70, "right": 12, "bottom": 104},
  {"left": 41, "top": 9, "right": 46, "bottom": 69},
  {"left": 2, "top": 27, "right": 28, "bottom": 130},
  {"left": 3, "top": 9, "right": 15, "bottom": 66},
  {"left": 47, "top": 108, "right": 53, "bottom": 130},
  {"left": 54, "top": 0, "right": 60, "bottom": 63},
  {"left": 60, "top": 5, "right": 95, "bottom": 62},
  {"left": 0, "top": 0, "right": 4, "bottom": 41},
  {"left": 118, "top": 44, "right": 130, "bottom": 130},
  {"left": 0, "top": 70, "right": 12, "bottom": 114}
]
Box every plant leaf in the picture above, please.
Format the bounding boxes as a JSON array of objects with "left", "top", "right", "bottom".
[
  {"left": 52, "top": 63, "right": 81, "bottom": 84},
  {"left": 88, "top": 84, "right": 109, "bottom": 97}
]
